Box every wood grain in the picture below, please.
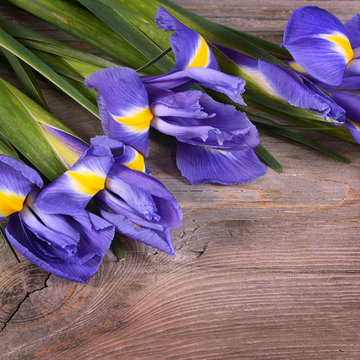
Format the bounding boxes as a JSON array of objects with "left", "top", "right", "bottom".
[{"left": 1, "top": 1, "right": 360, "bottom": 359}]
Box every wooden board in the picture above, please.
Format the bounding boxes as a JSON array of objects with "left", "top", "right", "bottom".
[{"left": 1, "top": 1, "right": 360, "bottom": 359}]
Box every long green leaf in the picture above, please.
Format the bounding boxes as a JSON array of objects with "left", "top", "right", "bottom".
[
  {"left": 1, "top": 48, "right": 50, "bottom": 111},
  {"left": 259, "top": 124, "right": 350, "bottom": 163},
  {"left": 29, "top": 49, "right": 87, "bottom": 81},
  {"left": 0, "top": 134, "right": 18, "bottom": 158},
  {"left": 111, "top": 234, "right": 126, "bottom": 260},
  {"left": 137, "top": 47, "right": 172, "bottom": 73},
  {"left": 2, "top": 19, "right": 119, "bottom": 68},
  {"left": 244, "top": 98, "right": 356, "bottom": 143},
  {"left": 223, "top": 26, "right": 292, "bottom": 59},
  {"left": 246, "top": 111, "right": 346, "bottom": 131},
  {"left": 254, "top": 144, "right": 283, "bottom": 173},
  {"left": 6, "top": 0, "right": 161, "bottom": 72},
  {"left": 0, "top": 78, "right": 67, "bottom": 180},
  {"left": 77, "top": 0, "right": 174, "bottom": 73},
  {"left": 0, "top": 26, "right": 99, "bottom": 117}
]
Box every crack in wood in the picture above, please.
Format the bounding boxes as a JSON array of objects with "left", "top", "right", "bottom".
[
  {"left": 0, "top": 273, "right": 51, "bottom": 333},
  {"left": 191, "top": 243, "right": 208, "bottom": 258}
]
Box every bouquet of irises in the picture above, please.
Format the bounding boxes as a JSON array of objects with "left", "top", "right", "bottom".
[{"left": 0, "top": 1, "right": 359, "bottom": 282}]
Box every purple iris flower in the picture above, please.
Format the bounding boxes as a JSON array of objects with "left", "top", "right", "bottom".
[
  {"left": 283, "top": 6, "right": 360, "bottom": 141},
  {"left": 0, "top": 154, "right": 115, "bottom": 283},
  {"left": 85, "top": 6, "right": 267, "bottom": 185},
  {"left": 283, "top": 6, "right": 360, "bottom": 87},
  {"left": 215, "top": 45, "right": 346, "bottom": 125},
  {"left": 34, "top": 136, "right": 182, "bottom": 256}
]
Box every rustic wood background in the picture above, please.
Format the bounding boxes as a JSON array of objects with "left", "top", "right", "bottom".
[{"left": 1, "top": 1, "right": 360, "bottom": 359}]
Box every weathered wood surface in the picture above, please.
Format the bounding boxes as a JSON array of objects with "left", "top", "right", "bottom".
[{"left": 1, "top": 0, "right": 360, "bottom": 359}]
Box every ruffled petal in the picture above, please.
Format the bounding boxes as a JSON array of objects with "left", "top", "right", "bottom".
[
  {"left": 96, "top": 190, "right": 164, "bottom": 231},
  {"left": 105, "top": 162, "right": 182, "bottom": 228},
  {"left": 85, "top": 67, "right": 152, "bottom": 155},
  {"left": 150, "top": 92, "right": 258, "bottom": 151},
  {"left": 182, "top": 94, "right": 260, "bottom": 150},
  {"left": 344, "top": 14, "right": 360, "bottom": 48},
  {"left": 20, "top": 190, "right": 80, "bottom": 259},
  {"left": 150, "top": 88, "right": 210, "bottom": 119},
  {"left": 151, "top": 116, "right": 218, "bottom": 143},
  {"left": 70, "top": 211, "right": 114, "bottom": 265},
  {"left": 6, "top": 212, "right": 114, "bottom": 283},
  {"left": 176, "top": 141, "right": 267, "bottom": 185},
  {"left": 34, "top": 144, "right": 114, "bottom": 215},
  {"left": 21, "top": 207, "right": 80, "bottom": 258},
  {"left": 283, "top": 6, "right": 353, "bottom": 86},
  {"left": 144, "top": 67, "right": 246, "bottom": 105},
  {"left": 155, "top": 6, "right": 219, "bottom": 71},
  {"left": 149, "top": 88, "right": 222, "bottom": 143},
  {"left": 0, "top": 155, "right": 42, "bottom": 220},
  {"left": 98, "top": 208, "right": 175, "bottom": 256}
]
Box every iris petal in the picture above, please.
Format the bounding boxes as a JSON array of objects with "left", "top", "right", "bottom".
[
  {"left": 150, "top": 88, "right": 210, "bottom": 119},
  {"left": 217, "top": 45, "right": 346, "bottom": 124},
  {"left": 176, "top": 141, "right": 267, "bottom": 185},
  {"left": 257, "top": 59, "right": 346, "bottom": 124},
  {"left": 90, "top": 136, "right": 147, "bottom": 173},
  {"left": 85, "top": 67, "right": 152, "bottom": 155},
  {"left": 0, "top": 155, "right": 42, "bottom": 220},
  {"left": 144, "top": 67, "right": 246, "bottom": 105},
  {"left": 155, "top": 6, "right": 219, "bottom": 71},
  {"left": 330, "top": 90, "right": 360, "bottom": 143},
  {"left": 331, "top": 91, "right": 360, "bottom": 121},
  {"left": 6, "top": 212, "right": 114, "bottom": 283},
  {"left": 105, "top": 163, "right": 182, "bottom": 228},
  {"left": 345, "top": 119, "right": 360, "bottom": 143},
  {"left": 34, "top": 144, "right": 114, "bottom": 215},
  {"left": 283, "top": 6, "right": 353, "bottom": 86},
  {"left": 98, "top": 209, "right": 175, "bottom": 256},
  {"left": 344, "top": 14, "right": 360, "bottom": 48}
]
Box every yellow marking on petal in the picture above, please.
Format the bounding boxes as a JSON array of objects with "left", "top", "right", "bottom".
[
  {"left": 114, "top": 107, "right": 153, "bottom": 132},
  {"left": 288, "top": 61, "right": 305, "bottom": 73},
  {"left": 322, "top": 32, "right": 353, "bottom": 63},
  {"left": 0, "top": 191, "right": 26, "bottom": 217},
  {"left": 188, "top": 35, "right": 210, "bottom": 68},
  {"left": 243, "top": 67, "right": 279, "bottom": 98},
  {"left": 44, "top": 128, "right": 82, "bottom": 168},
  {"left": 135, "top": 224, "right": 141, "bottom": 230},
  {"left": 123, "top": 151, "right": 146, "bottom": 172},
  {"left": 67, "top": 170, "right": 106, "bottom": 196}
]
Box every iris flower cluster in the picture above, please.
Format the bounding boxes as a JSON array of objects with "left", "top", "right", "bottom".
[
  {"left": 4, "top": 6, "right": 265, "bottom": 283},
  {"left": 1, "top": 132, "right": 182, "bottom": 282},
  {"left": 2, "top": 5, "right": 358, "bottom": 283}
]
